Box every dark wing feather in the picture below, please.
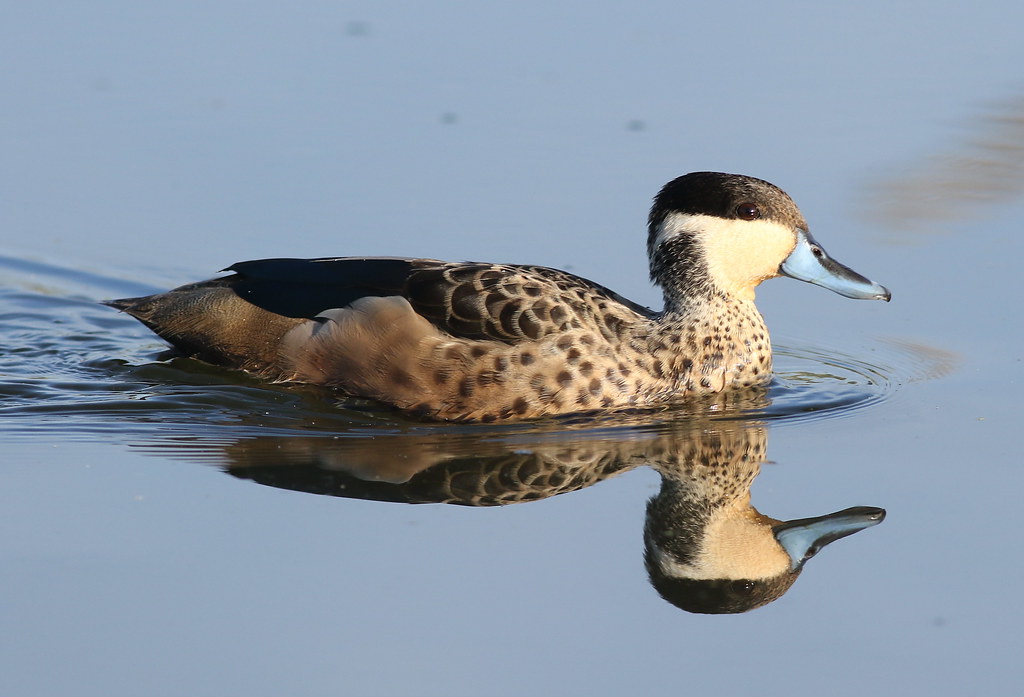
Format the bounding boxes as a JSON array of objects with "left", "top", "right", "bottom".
[{"left": 224, "top": 257, "right": 426, "bottom": 318}]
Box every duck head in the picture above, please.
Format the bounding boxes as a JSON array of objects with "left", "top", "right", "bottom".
[{"left": 647, "top": 172, "right": 891, "bottom": 306}]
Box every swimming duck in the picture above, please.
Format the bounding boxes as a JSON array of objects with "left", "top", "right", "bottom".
[{"left": 109, "top": 172, "right": 890, "bottom": 422}]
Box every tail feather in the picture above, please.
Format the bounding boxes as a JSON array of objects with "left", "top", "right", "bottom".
[{"left": 110, "top": 282, "right": 305, "bottom": 376}]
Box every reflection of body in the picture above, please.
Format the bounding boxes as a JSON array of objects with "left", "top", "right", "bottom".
[
  {"left": 225, "top": 417, "right": 883, "bottom": 614},
  {"left": 111, "top": 173, "right": 888, "bottom": 421}
]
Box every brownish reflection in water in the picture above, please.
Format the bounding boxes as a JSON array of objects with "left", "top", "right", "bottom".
[
  {"left": 214, "top": 411, "right": 884, "bottom": 614},
  {"left": 877, "top": 338, "right": 960, "bottom": 383},
  {"left": 863, "top": 93, "right": 1024, "bottom": 237}
]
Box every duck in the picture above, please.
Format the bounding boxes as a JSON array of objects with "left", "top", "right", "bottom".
[{"left": 109, "top": 172, "right": 890, "bottom": 422}]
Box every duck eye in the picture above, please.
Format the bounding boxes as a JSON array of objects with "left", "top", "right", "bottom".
[
  {"left": 729, "top": 580, "right": 757, "bottom": 595},
  {"left": 736, "top": 203, "right": 761, "bottom": 221}
]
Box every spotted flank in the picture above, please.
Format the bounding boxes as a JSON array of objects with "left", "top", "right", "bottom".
[{"left": 108, "top": 172, "right": 890, "bottom": 421}]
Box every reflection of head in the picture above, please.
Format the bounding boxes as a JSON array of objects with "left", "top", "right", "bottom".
[
  {"left": 643, "top": 425, "right": 884, "bottom": 613},
  {"left": 645, "top": 572, "right": 799, "bottom": 615}
]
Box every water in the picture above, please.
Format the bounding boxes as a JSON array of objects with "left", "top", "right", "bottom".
[{"left": 3, "top": 2, "right": 1024, "bottom": 696}]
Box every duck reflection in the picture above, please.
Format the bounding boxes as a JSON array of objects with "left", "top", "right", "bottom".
[
  {"left": 219, "top": 416, "right": 884, "bottom": 614},
  {"left": 641, "top": 426, "right": 883, "bottom": 613}
]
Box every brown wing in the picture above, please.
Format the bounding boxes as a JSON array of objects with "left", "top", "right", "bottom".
[
  {"left": 403, "top": 262, "right": 655, "bottom": 343},
  {"left": 109, "top": 257, "right": 655, "bottom": 370}
]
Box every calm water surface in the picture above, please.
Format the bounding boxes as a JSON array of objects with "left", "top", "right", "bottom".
[{"left": 3, "top": 3, "right": 1024, "bottom": 696}]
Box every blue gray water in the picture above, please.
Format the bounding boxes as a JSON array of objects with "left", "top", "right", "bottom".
[{"left": 2, "top": 3, "right": 1023, "bottom": 696}]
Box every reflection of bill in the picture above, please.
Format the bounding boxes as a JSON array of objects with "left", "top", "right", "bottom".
[{"left": 222, "top": 419, "right": 884, "bottom": 614}]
